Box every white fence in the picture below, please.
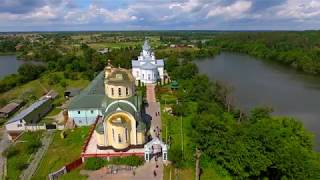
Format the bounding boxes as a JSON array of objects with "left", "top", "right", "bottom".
[
  {"left": 48, "top": 166, "right": 67, "bottom": 180},
  {"left": 25, "top": 124, "right": 46, "bottom": 131}
]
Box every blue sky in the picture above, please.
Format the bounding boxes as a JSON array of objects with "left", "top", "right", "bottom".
[{"left": 0, "top": 0, "right": 319, "bottom": 31}]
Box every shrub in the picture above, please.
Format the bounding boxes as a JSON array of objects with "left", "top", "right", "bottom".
[
  {"left": 84, "top": 158, "right": 106, "bottom": 170},
  {"left": 109, "top": 156, "right": 144, "bottom": 167},
  {"left": 27, "top": 140, "right": 42, "bottom": 154},
  {"left": 3, "top": 146, "right": 19, "bottom": 158},
  {"left": 16, "top": 163, "right": 29, "bottom": 171}
]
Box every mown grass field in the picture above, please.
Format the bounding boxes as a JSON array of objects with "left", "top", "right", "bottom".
[
  {"left": 0, "top": 72, "right": 89, "bottom": 103},
  {"left": 32, "top": 127, "right": 90, "bottom": 180},
  {"left": 6, "top": 131, "right": 43, "bottom": 180}
]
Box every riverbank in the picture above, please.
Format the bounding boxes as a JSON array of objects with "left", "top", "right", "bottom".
[
  {"left": 0, "top": 52, "right": 16, "bottom": 55},
  {"left": 195, "top": 52, "right": 320, "bottom": 150}
]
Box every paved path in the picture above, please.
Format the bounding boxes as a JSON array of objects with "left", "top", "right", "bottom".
[
  {"left": 20, "top": 131, "right": 54, "bottom": 180},
  {"left": 0, "top": 128, "right": 10, "bottom": 179},
  {"left": 146, "top": 84, "right": 162, "bottom": 138},
  {"left": 82, "top": 158, "right": 163, "bottom": 180}
]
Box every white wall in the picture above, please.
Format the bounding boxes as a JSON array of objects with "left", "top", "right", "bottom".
[
  {"left": 68, "top": 109, "right": 101, "bottom": 126},
  {"left": 5, "top": 120, "right": 26, "bottom": 132}
]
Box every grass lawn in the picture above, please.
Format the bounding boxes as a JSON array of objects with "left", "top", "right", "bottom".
[
  {"left": 0, "top": 72, "right": 89, "bottom": 104},
  {"left": 6, "top": 131, "right": 43, "bottom": 180},
  {"left": 32, "top": 127, "right": 90, "bottom": 180},
  {"left": 60, "top": 165, "right": 87, "bottom": 180},
  {"left": 164, "top": 165, "right": 195, "bottom": 180}
]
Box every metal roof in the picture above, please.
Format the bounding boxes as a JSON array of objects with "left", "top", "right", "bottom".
[
  {"left": 68, "top": 71, "right": 105, "bottom": 110},
  {"left": 131, "top": 59, "right": 164, "bottom": 68},
  {"left": 141, "top": 62, "right": 158, "bottom": 70},
  {"left": 0, "top": 102, "right": 20, "bottom": 114},
  {"left": 6, "top": 98, "right": 50, "bottom": 124}
]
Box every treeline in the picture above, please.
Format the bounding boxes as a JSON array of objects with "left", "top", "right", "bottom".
[
  {"left": 206, "top": 31, "right": 320, "bottom": 75},
  {"left": 0, "top": 42, "right": 140, "bottom": 93},
  {"left": 0, "top": 63, "right": 46, "bottom": 93},
  {"left": 165, "top": 57, "right": 320, "bottom": 179}
]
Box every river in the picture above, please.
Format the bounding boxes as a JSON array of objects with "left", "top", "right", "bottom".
[{"left": 196, "top": 52, "right": 320, "bottom": 150}]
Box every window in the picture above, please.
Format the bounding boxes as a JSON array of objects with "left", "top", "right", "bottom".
[
  {"left": 126, "top": 87, "right": 129, "bottom": 96},
  {"left": 136, "top": 71, "right": 139, "bottom": 77},
  {"left": 91, "top": 110, "right": 94, "bottom": 114},
  {"left": 112, "top": 129, "right": 115, "bottom": 141},
  {"left": 142, "top": 74, "right": 145, "bottom": 79},
  {"left": 125, "top": 128, "right": 128, "bottom": 142},
  {"left": 118, "top": 88, "right": 122, "bottom": 96},
  {"left": 17, "top": 124, "right": 22, "bottom": 127},
  {"left": 111, "top": 88, "right": 114, "bottom": 96},
  {"left": 79, "top": 120, "right": 82, "bottom": 123},
  {"left": 118, "top": 134, "right": 122, "bottom": 143},
  {"left": 77, "top": 111, "right": 80, "bottom": 114},
  {"left": 148, "top": 74, "right": 151, "bottom": 80}
]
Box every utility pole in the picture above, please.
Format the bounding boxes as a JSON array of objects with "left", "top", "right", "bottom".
[
  {"left": 195, "top": 148, "right": 201, "bottom": 180},
  {"left": 181, "top": 115, "right": 183, "bottom": 158}
]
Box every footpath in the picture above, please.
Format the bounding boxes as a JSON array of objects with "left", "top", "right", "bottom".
[
  {"left": 0, "top": 128, "right": 10, "bottom": 179},
  {"left": 20, "top": 131, "right": 54, "bottom": 180}
]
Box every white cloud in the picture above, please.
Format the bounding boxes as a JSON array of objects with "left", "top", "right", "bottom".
[
  {"left": 275, "top": 0, "right": 320, "bottom": 20},
  {"left": 169, "top": 0, "right": 203, "bottom": 12},
  {"left": 206, "top": 0, "right": 252, "bottom": 19}
]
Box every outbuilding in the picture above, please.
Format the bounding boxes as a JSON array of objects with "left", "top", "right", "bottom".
[{"left": 0, "top": 100, "right": 23, "bottom": 118}]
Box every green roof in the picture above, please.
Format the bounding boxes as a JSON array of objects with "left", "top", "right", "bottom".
[{"left": 68, "top": 71, "right": 105, "bottom": 110}]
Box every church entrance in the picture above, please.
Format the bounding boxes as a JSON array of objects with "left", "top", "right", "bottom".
[{"left": 144, "top": 137, "right": 168, "bottom": 162}]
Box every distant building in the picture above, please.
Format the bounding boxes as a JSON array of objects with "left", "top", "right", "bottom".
[
  {"left": 0, "top": 100, "right": 23, "bottom": 118},
  {"left": 131, "top": 40, "right": 164, "bottom": 84},
  {"left": 98, "top": 48, "right": 110, "bottom": 54}
]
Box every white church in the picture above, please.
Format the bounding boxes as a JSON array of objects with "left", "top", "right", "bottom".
[{"left": 132, "top": 40, "right": 164, "bottom": 84}]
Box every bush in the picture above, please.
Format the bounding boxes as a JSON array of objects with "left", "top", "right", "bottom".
[
  {"left": 84, "top": 158, "right": 106, "bottom": 170},
  {"left": 27, "top": 140, "right": 42, "bottom": 154},
  {"left": 16, "top": 163, "right": 29, "bottom": 171},
  {"left": 3, "top": 146, "right": 19, "bottom": 158},
  {"left": 109, "top": 156, "right": 144, "bottom": 167}
]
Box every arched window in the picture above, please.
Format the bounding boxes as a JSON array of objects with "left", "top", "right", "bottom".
[
  {"left": 126, "top": 87, "right": 129, "bottom": 96},
  {"left": 112, "top": 129, "right": 115, "bottom": 141},
  {"left": 118, "top": 88, "right": 122, "bottom": 96},
  {"left": 118, "top": 134, "right": 122, "bottom": 143},
  {"left": 125, "top": 128, "right": 128, "bottom": 142},
  {"left": 111, "top": 88, "right": 114, "bottom": 96}
]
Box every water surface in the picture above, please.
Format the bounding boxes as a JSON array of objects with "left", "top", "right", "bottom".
[
  {"left": 196, "top": 52, "right": 320, "bottom": 150},
  {"left": 0, "top": 55, "right": 42, "bottom": 79}
]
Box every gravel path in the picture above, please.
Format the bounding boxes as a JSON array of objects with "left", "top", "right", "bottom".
[{"left": 20, "top": 131, "right": 54, "bottom": 180}]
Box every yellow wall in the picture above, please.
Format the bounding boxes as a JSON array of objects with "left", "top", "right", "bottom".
[
  {"left": 94, "top": 110, "right": 146, "bottom": 150},
  {"left": 105, "top": 84, "right": 135, "bottom": 99}
]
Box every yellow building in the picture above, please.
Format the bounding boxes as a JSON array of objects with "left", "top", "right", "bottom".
[{"left": 94, "top": 63, "right": 146, "bottom": 151}]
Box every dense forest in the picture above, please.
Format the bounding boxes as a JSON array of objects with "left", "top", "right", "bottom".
[{"left": 207, "top": 31, "right": 320, "bottom": 75}]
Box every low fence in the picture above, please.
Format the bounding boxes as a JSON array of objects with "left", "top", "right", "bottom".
[
  {"left": 25, "top": 124, "right": 46, "bottom": 131},
  {"left": 48, "top": 166, "right": 67, "bottom": 180},
  {"left": 25, "top": 123, "right": 65, "bottom": 131},
  {"left": 66, "top": 158, "right": 83, "bottom": 172},
  {"left": 82, "top": 116, "right": 100, "bottom": 153}
]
